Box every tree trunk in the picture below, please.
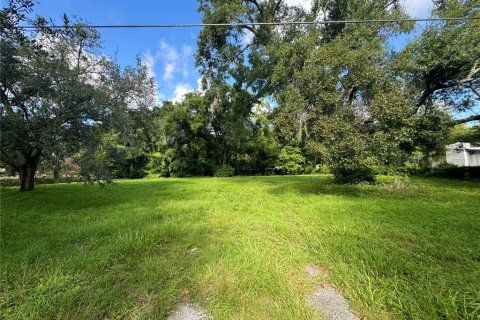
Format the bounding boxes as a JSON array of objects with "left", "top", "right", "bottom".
[
  {"left": 453, "top": 114, "right": 480, "bottom": 125},
  {"left": 53, "top": 166, "right": 60, "bottom": 183},
  {"left": 53, "top": 157, "right": 61, "bottom": 183},
  {"left": 18, "top": 152, "right": 41, "bottom": 192}
]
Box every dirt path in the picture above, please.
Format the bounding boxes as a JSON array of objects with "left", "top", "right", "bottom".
[
  {"left": 305, "top": 265, "right": 359, "bottom": 320},
  {"left": 167, "top": 303, "right": 210, "bottom": 320}
]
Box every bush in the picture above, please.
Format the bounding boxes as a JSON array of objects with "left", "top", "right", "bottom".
[
  {"left": 331, "top": 166, "right": 375, "bottom": 184},
  {"left": 172, "top": 171, "right": 190, "bottom": 178},
  {"left": 304, "top": 164, "right": 315, "bottom": 174},
  {"left": 352, "top": 162, "right": 480, "bottom": 180},
  {"left": 214, "top": 164, "right": 235, "bottom": 177},
  {"left": 317, "top": 165, "right": 331, "bottom": 174},
  {"left": 427, "top": 163, "right": 480, "bottom": 180},
  {"left": 371, "top": 165, "right": 397, "bottom": 176},
  {"left": 147, "top": 152, "right": 170, "bottom": 177},
  {"left": 401, "top": 162, "right": 422, "bottom": 176},
  {"left": 278, "top": 146, "right": 305, "bottom": 175},
  {"left": 371, "top": 163, "right": 422, "bottom": 177}
]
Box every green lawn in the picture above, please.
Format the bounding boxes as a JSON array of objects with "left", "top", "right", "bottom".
[{"left": 1, "top": 176, "right": 479, "bottom": 319}]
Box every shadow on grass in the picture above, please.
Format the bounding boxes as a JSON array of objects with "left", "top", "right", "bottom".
[
  {"left": 228, "top": 175, "right": 480, "bottom": 200},
  {"left": 1, "top": 178, "right": 194, "bottom": 214},
  {"left": 228, "top": 175, "right": 383, "bottom": 198}
]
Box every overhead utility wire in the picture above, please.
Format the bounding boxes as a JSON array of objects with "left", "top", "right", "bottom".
[{"left": 16, "top": 17, "right": 480, "bottom": 30}]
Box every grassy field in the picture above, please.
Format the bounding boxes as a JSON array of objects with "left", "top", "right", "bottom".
[{"left": 1, "top": 176, "right": 479, "bottom": 319}]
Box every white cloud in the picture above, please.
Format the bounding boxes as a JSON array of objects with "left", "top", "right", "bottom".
[
  {"left": 159, "top": 40, "right": 180, "bottom": 62},
  {"left": 143, "top": 50, "right": 156, "bottom": 78},
  {"left": 284, "top": 0, "right": 312, "bottom": 11},
  {"left": 145, "top": 40, "right": 194, "bottom": 82},
  {"left": 158, "top": 40, "right": 180, "bottom": 80},
  {"left": 197, "top": 77, "right": 204, "bottom": 91},
  {"left": 164, "top": 63, "right": 176, "bottom": 80},
  {"left": 172, "top": 83, "right": 193, "bottom": 103},
  {"left": 143, "top": 41, "right": 198, "bottom": 103},
  {"left": 403, "top": 0, "right": 433, "bottom": 17}
]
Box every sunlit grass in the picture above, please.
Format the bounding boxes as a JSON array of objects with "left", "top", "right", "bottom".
[{"left": 1, "top": 176, "right": 479, "bottom": 319}]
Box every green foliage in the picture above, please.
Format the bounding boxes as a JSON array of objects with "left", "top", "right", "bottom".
[
  {"left": 196, "top": 0, "right": 477, "bottom": 184},
  {"left": 331, "top": 166, "right": 375, "bottom": 184},
  {"left": 2, "top": 0, "right": 478, "bottom": 190},
  {"left": 400, "top": 0, "right": 480, "bottom": 119},
  {"left": 371, "top": 162, "right": 480, "bottom": 180},
  {"left": 149, "top": 89, "right": 280, "bottom": 178},
  {"left": 266, "top": 1, "right": 437, "bottom": 183},
  {"left": 146, "top": 152, "right": 168, "bottom": 177},
  {"left": 278, "top": 146, "right": 305, "bottom": 175},
  {"left": 317, "top": 165, "right": 331, "bottom": 175},
  {"left": 214, "top": 164, "right": 235, "bottom": 177},
  {"left": 425, "top": 163, "right": 480, "bottom": 180},
  {"left": 449, "top": 125, "right": 480, "bottom": 145},
  {"left": 372, "top": 162, "right": 422, "bottom": 177}
]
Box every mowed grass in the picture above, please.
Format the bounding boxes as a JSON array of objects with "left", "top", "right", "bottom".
[{"left": 1, "top": 176, "right": 479, "bottom": 320}]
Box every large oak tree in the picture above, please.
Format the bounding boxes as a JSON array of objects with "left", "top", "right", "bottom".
[{"left": 0, "top": 0, "right": 155, "bottom": 191}]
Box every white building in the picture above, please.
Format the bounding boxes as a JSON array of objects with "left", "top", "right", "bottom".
[{"left": 446, "top": 142, "right": 480, "bottom": 167}]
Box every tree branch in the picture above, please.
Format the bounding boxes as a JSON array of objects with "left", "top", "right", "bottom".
[
  {"left": 464, "top": 60, "right": 480, "bottom": 83},
  {"left": 468, "top": 85, "right": 480, "bottom": 100},
  {"left": 416, "top": 87, "right": 436, "bottom": 108},
  {"left": 245, "top": 0, "right": 263, "bottom": 17},
  {"left": 417, "top": 60, "right": 480, "bottom": 108},
  {"left": 241, "top": 24, "right": 257, "bottom": 36},
  {"left": 231, "top": 43, "right": 254, "bottom": 64},
  {"left": 453, "top": 114, "right": 480, "bottom": 125},
  {"left": 273, "top": 0, "right": 283, "bottom": 16}
]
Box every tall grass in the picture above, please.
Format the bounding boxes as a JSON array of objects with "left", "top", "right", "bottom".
[{"left": 1, "top": 176, "right": 479, "bottom": 319}]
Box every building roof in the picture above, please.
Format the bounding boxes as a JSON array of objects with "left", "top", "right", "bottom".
[{"left": 447, "top": 142, "right": 480, "bottom": 151}]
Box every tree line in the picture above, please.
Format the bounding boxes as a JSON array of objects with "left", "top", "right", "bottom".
[{"left": 1, "top": 0, "right": 479, "bottom": 191}]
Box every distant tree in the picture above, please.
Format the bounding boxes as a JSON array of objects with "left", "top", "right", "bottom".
[
  {"left": 448, "top": 124, "right": 480, "bottom": 145},
  {"left": 157, "top": 93, "right": 214, "bottom": 176}
]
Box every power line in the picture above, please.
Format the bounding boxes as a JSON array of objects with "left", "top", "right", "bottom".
[{"left": 16, "top": 17, "right": 480, "bottom": 30}]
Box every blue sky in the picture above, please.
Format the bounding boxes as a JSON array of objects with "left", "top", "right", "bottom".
[
  {"left": 10, "top": 0, "right": 205, "bottom": 102},
  {"left": 1, "top": 0, "right": 435, "bottom": 103}
]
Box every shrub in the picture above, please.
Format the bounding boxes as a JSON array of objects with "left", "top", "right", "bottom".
[
  {"left": 371, "top": 163, "right": 422, "bottom": 177},
  {"left": 304, "top": 164, "right": 315, "bottom": 174},
  {"left": 318, "top": 165, "right": 331, "bottom": 174},
  {"left": 214, "top": 164, "right": 235, "bottom": 177},
  {"left": 278, "top": 146, "right": 305, "bottom": 175},
  {"left": 331, "top": 166, "right": 375, "bottom": 184},
  {"left": 371, "top": 165, "right": 396, "bottom": 176},
  {"left": 370, "top": 162, "right": 480, "bottom": 180},
  {"left": 172, "top": 171, "right": 190, "bottom": 178},
  {"left": 428, "top": 163, "right": 480, "bottom": 180},
  {"left": 401, "top": 162, "right": 422, "bottom": 176},
  {"left": 147, "top": 152, "right": 170, "bottom": 177}
]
